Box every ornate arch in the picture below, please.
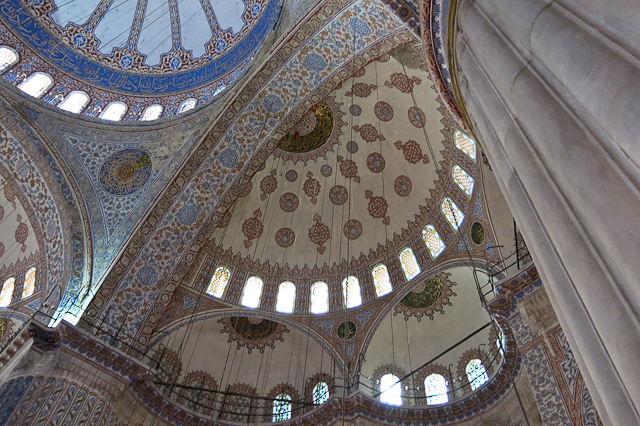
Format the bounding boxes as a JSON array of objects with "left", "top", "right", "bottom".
[
  {"left": 455, "top": 348, "right": 493, "bottom": 395},
  {"left": 414, "top": 362, "right": 450, "bottom": 406},
  {"left": 174, "top": 370, "right": 218, "bottom": 415},
  {"left": 264, "top": 382, "right": 301, "bottom": 422}
]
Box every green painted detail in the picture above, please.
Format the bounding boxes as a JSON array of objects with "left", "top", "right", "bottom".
[
  {"left": 400, "top": 276, "right": 443, "bottom": 309},
  {"left": 337, "top": 321, "right": 357, "bottom": 340},
  {"left": 471, "top": 221, "right": 485, "bottom": 245},
  {"left": 279, "top": 102, "right": 333, "bottom": 153}
]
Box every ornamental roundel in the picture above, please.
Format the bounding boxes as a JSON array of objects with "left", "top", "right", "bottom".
[
  {"left": 308, "top": 214, "right": 330, "bottom": 254},
  {"left": 471, "top": 221, "right": 485, "bottom": 245},
  {"left": 239, "top": 181, "right": 253, "bottom": 197},
  {"left": 218, "top": 316, "right": 290, "bottom": 354},
  {"left": 394, "top": 273, "right": 457, "bottom": 321},
  {"left": 366, "top": 152, "right": 386, "bottom": 173},
  {"left": 99, "top": 149, "right": 152, "bottom": 196},
  {"left": 275, "top": 228, "right": 296, "bottom": 248},
  {"left": 349, "top": 104, "right": 362, "bottom": 116},
  {"left": 260, "top": 169, "right": 278, "bottom": 201},
  {"left": 343, "top": 219, "right": 362, "bottom": 240},
  {"left": 242, "top": 209, "right": 264, "bottom": 249},
  {"left": 320, "top": 164, "right": 333, "bottom": 177},
  {"left": 394, "top": 175, "right": 412, "bottom": 197},
  {"left": 329, "top": 185, "right": 349, "bottom": 205},
  {"left": 374, "top": 101, "right": 394, "bottom": 122},
  {"left": 303, "top": 171, "right": 321, "bottom": 205},
  {"left": 345, "top": 83, "right": 377, "bottom": 98},
  {"left": 384, "top": 72, "right": 422, "bottom": 94},
  {"left": 337, "top": 321, "right": 357, "bottom": 340},
  {"left": 279, "top": 193, "right": 299, "bottom": 212},
  {"left": 285, "top": 170, "right": 298, "bottom": 182},
  {"left": 394, "top": 140, "right": 429, "bottom": 164},
  {"left": 278, "top": 101, "right": 334, "bottom": 153},
  {"left": 408, "top": 106, "right": 426, "bottom": 128},
  {"left": 346, "top": 141, "right": 359, "bottom": 153},
  {"left": 353, "top": 124, "right": 385, "bottom": 143},
  {"left": 337, "top": 156, "right": 361, "bottom": 183},
  {"left": 365, "top": 190, "right": 390, "bottom": 225}
]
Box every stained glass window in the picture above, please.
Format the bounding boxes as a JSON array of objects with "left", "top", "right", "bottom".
[
  {"left": 342, "top": 276, "right": 362, "bottom": 308},
  {"left": 454, "top": 130, "right": 476, "bottom": 159},
  {"left": 177, "top": 98, "right": 197, "bottom": 114},
  {"left": 0, "top": 47, "right": 18, "bottom": 72},
  {"left": 425, "top": 374, "right": 448, "bottom": 405},
  {"left": 380, "top": 374, "right": 402, "bottom": 406},
  {"left": 58, "top": 91, "right": 90, "bottom": 114},
  {"left": 276, "top": 281, "right": 296, "bottom": 313},
  {"left": 372, "top": 264, "right": 393, "bottom": 297},
  {"left": 207, "top": 266, "right": 230, "bottom": 298},
  {"left": 466, "top": 359, "right": 489, "bottom": 390},
  {"left": 22, "top": 267, "right": 36, "bottom": 299},
  {"left": 0, "top": 277, "right": 15, "bottom": 307},
  {"left": 140, "top": 104, "right": 163, "bottom": 121},
  {"left": 422, "top": 226, "right": 445, "bottom": 258},
  {"left": 399, "top": 248, "right": 420, "bottom": 281},
  {"left": 272, "top": 393, "right": 292, "bottom": 422},
  {"left": 18, "top": 72, "right": 53, "bottom": 98},
  {"left": 99, "top": 102, "right": 127, "bottom": 121},
  {"left": 452, "top": 165, "right": 474, "bottom": 196},
  {"left": 442, "top": 198, "right": 465, "bottom": 230},
  {"left": 313, "top": 382, "right": 329, "bottom": 405},
  {"left": 241, "top": 276, "right": 263, "bottom": 309},
  {"left": 310, "top": 281, "right": 329, "bottom": 314}
]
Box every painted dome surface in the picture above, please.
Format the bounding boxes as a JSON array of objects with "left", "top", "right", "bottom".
[{"left": 5, "top": 0, "right": 279, "bottom": 94}]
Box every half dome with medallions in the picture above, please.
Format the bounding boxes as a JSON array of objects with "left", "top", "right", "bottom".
[{"left": 0, "top": 0, "right": 281, "bottom": 120}]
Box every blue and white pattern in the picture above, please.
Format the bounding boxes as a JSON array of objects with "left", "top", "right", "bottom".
[
  {"left": 304, "top": 53, "right": 328, "bottom": 71},
  {"left": 263, "top": 94, "right": 285, "bottom": 113},
  {"left": 137, "top": 266, "right": 159, "bottom": 286}
]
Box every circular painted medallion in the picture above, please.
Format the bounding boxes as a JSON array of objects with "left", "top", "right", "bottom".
[
  {"left": 408, "top": 107, "right": 426, "bottom": 128},
  {"left": 337, "top": 321, "right": 357, "bottom": 340},
  {"left": 471, "top": 221, "right": 485, "bottom": 245},
  {"left": 367, "top": 152, "right": 386, "bottom": 173},
  {"left": 349, "top": 104, "right": 362, "bottom": 116},
  {"left": 275, "top": 228, "right": 296, "bottom": 248},
  {"left": 374, "top": 101, "right": 394, "bottom": 122},
  {"left": 279, "top": 193, "right": 299, "bottom": 212},
  {"left": 285, "top": 170, "right": 298, "bottom": 182},
  {"left": 100, "top": 149, "right": 152, "bottom": 195},
  {"left": 329, "top": 185, "right": 349, "bottom": 205},
  {"left": 343, "top": 219, "right": 362, "bottom": 240},
  {"left": 394, "top": 175, "right": 412, "bottom": 197},
  {"left": 346, "top": 141, "right": 359, "bottom": 153},
  {"left": 320, "top": 165, "right": 333, "bottom": 177},
  {"left": 279, "top": 101, "right": 333, "bottom": 153}
]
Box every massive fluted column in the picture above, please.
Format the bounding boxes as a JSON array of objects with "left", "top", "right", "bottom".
[{"left": 453, "top": 0, "right": 640, "bottom": 424}]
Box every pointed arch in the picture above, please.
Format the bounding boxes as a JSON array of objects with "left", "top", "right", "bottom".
[
  {"left": 452, "top": 165, "right": 474, "bottom": 196},
  {"left": 272, "top": 393, "right": 292, "bottom": 421},
  {"left": 372, "top": 264, "right": 393, "bottom": 297},
  {"left": 22, "top": 267, "right": 36, "bottom": 299},
  {"left": 442, "top": 198, "right": 465, "bottom": 230},
  {"left": 177, "top": 98, "right": 197, "bottom": 114},
  {"left": 18, "top": 72, "right": 53, "bottom": 98},
  {"left": 310, "top": 281, "right": 329, "bottom": 314},
  {"left": 0, "top": 277, "right": 15, "bottom": 307},
  {"left": 454, "top": 130, "right": 476, "bottom": 159},
  {"left": 422, "top": 225, "right": 445, "bottom": 258},
  {"left": 99, "top": 102, "right": 128, "bottom": 121},
  {"left": 275, "top": 281, "right": 296, "bottom": 313},
  {"left": 207, "top": 266, "right": 230, "bottom": 298},
  {"left": 399, "top": 247, "right": 420, "bottom": 280},
  {"left": 58, "top": 91, "right": 90, "bottom": 113},
  {"left": 313, "top": 382, "right": 329, "bottom": 405},
  {"left": 241, "top": 276, "right": 263, "bottom": 309},
  {"left": 342, "top": 276, "right": 362, "bottom": 308}
]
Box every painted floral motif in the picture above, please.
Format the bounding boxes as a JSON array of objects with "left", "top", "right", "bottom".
[
  {"left": 275, "top": 228, "right": 295, "bottom": 248},
  {"left": 394, "top": 175, "right": 412, "bottom": 197},
  {"left": 308, "top": 214, "right": 330, "bottom": 254},
  {"left": 343, "top": 219, "right": 362, "bottom": 240},
  {"left": 349, "top": 104, "right": 362, "bottom": 116},
  {"left": 408, "top": 106, "right": 426, "bottom": 128},
  {"left": 14, "top": 214, "right": 28, "bottom": 252},
  {"left": 374, "top": 101, "right": 394, "bottom": 122},
  {"left": 365, "top": 190, "right": 390, "bottom": 225},
  {"left": 239, "top": 181, "right": 253, "bottom": 197},
  {"left": 337, "top": 155, "right": 361, "bottom": 183},
  {"left": 345, "top": 83, "right": 377, "bottom": 98},
  {"left": 394, "top": 140, "right": 429, "bottom": 164},
  {"left": 366, "top": 152, "right": 386, "bottom": 173},
  {"left": 217, "top": 210, "right": 231, "bottom": 228},
  {"left": 303, "top": 171, "right": 321, "bottom": 205},
  {"left": 353, "top": 124, "right": 385, "bottom": 143},
  {"left": 242, "top": 209, "right": 263, "bottom": 249},
  {"left": 260, "top": 169, "right": 278, "bottom": 201},
  {"left": 3, "top": 184, "right": 16, "bottom": 208},
  {"left": 329, "top": 185, "right": 349, "bottom": 205},
  {"left": 279, "top": 193, "right": 299, "bottom": 212},
  {"left": 384, "top": 72, "right": 422, "bottom": 93}
]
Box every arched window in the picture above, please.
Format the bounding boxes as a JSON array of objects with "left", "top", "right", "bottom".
[
  {"left": 58, "top": 91, "right": 90, "bottom": 114},
  {"left": 372, "top": 264, "right": 392, "bottom": 297},
  {"left": 466, "top": 359, "right": 489, "bottom": 390},
  {"left": 206, "top": 266, "right": 230, "bottom": 298},
  {"left": 272, "top": 393, "right": 292, "bottom": 422},
  {"left": 452, "top": 165, "right": 474, "bottom": 196},
  {"left": 442, "top": 198, "right": 465, "bottom": 230},
  {"left": 241, "top": 276, "right": 263, "bottom": 309},
  {"left": 0, "top": 46, "right": 19, "bottom": 72},
  {"left": 399, "top": 248, "right": 420, "bottom": 280},
  {"left": 177, "top": 98, "right": 197, "bottom": 114},
  {"left": 379, "top": 374, "right": 402, "bottom": 406},
  {"left": 99, "top": 102, "right": 127, "bottom": 121},
  {"left": 22, "top": 267, "right": 36, "bottom": 299},
  {"left": 422, "top": 226, "right": 445, "bottom": 258},
  {"left": 310, "top": 281, "right": 329, "bottom": 314},
  {"left": 425, "top": 374, "right": 448, "bottom": 405},
  {"left": 275, "top": 281, "right": 296, "bottom": 313},
  {"left": 18, "top": 72, "right": 53, "bottom": 98},
  {"left": 140, "top": 104, "right": 163, "bottom": 121},
  {"left": 0, "top": 277, "right": 15, "bottom": 307},
  {"left": 454, "top": 130, "right": 476, "bottom": 159},
  {"left": 313, "top": 382, "right": 329, "bottom": 405},
  {"left": 342, "top": 276, "right": 362, "bottom": 308}
]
